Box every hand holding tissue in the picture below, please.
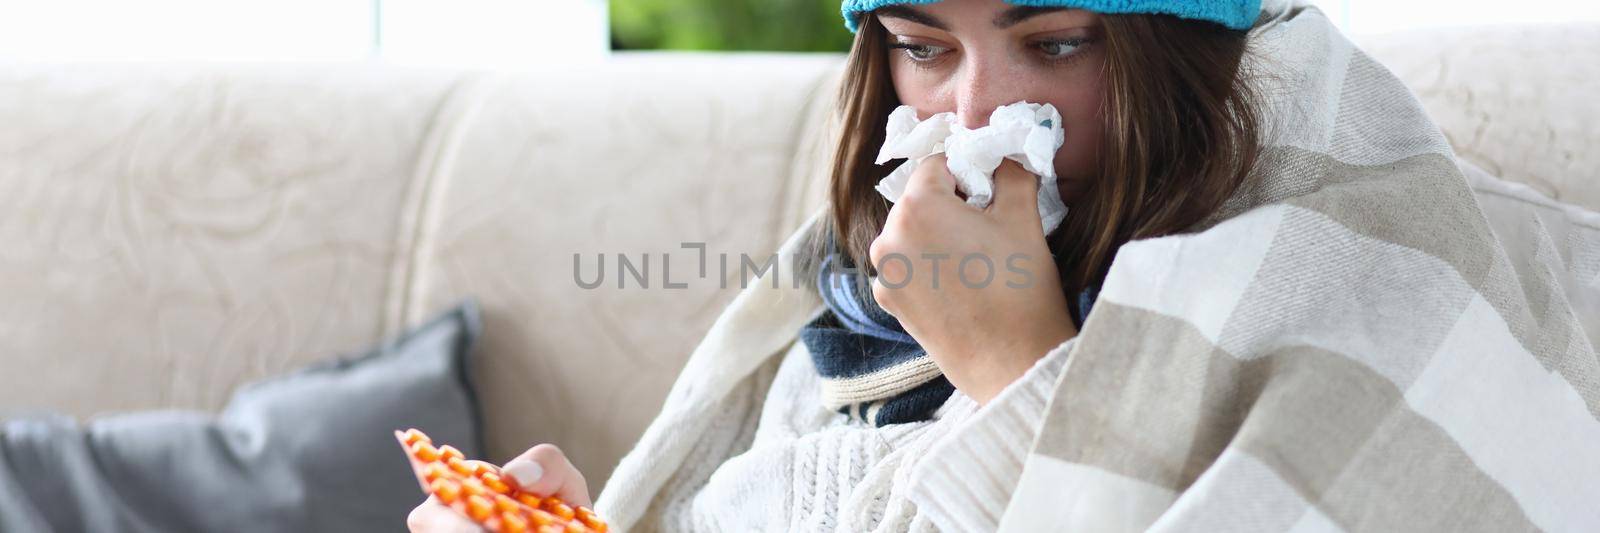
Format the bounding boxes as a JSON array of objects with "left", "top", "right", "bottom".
[{"left": 874, "top": 102, "right": 1070, "bottom": 233}]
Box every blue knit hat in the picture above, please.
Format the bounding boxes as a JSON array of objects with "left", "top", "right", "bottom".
[{"left": 841, "top": 0, "right": 1261, "bottom": 32}]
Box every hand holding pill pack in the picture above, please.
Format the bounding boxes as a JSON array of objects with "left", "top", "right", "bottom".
[{"left": 397, "top": 429, "right": 608, "bottom": 533}]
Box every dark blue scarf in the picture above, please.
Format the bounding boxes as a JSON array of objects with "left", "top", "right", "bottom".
[{"left": 798, "top": 248, "right": 1098, "bottom": 426}]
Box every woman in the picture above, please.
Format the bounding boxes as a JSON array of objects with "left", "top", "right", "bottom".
[
  {"left": 411, "top": 0, "right": 1263, "bottom": 530},
  {"left": 416, "top": 0, "right": 1600, "bottom": 527}
]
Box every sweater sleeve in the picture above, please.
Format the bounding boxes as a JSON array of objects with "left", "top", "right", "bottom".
[{"left": 903, "top": 335, "right": 1079, "bottom": 532}]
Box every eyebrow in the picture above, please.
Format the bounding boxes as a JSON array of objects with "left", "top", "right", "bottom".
[
  {"left": 874, "top": 5, "right": 1072, "bottom": 31},
  {"left": 993, "top": 6, "right": 1072, "bottom": 28}
]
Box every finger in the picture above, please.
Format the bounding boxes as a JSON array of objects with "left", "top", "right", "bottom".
[
  {"left": 501, "top": 444, "right": 592, "bottom": 508},
  {"left": 408, "top": 496, "right": 484, "bottom": 533},
  {"left": 899, "top": 153, "right": 957, "bottom": 199},
  {"left": 990, "top": 159, "right": 1042, "bottom": 226},
  {"left": 870, "top": 275, "right": 897, "bottom": 318}
]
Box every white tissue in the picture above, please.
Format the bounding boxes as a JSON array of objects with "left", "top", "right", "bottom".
[{"left": 873, "top": 102, "right": 1069, "bottom": 233}]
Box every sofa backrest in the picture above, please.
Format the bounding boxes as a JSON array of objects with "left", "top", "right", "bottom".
[
  {"left": 0, "top": 64, "right": 470, "bottom": 419},
  {"left": 1358, "top": 23, "right": 1599, "bottom": 212},
  {"left": 397, "top": 54, "right": 840, "bottom": 487}
]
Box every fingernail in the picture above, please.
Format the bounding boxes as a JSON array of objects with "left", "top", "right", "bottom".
[{"left": 503, "top": 460, "right": 543, "bottom": 489}]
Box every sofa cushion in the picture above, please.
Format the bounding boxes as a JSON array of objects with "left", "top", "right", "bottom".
[{"left": 0, "top": 301, "right": 484, "bottom": 532}]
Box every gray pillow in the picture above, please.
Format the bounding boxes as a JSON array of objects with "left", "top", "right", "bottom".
[{"left": 0, "top": 301, "right": 485, "bottom": 532}]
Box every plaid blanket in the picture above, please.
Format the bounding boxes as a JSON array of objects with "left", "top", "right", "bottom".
[{"left": 997, "top": 2, "right": 1600, "bottom": 531}]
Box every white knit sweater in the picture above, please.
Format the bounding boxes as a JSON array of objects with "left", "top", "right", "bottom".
[{"left": 611, "top": 332, "right": 1078, "bottom": 531}]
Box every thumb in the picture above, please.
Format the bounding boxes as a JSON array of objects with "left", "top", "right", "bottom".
[
  {"left": 990, "top": 159, "right": 1042, "bottom": 227},
  {"left": 900, "top": 153, "right": 957, "bottom": 199},
  {"left": 502, "top": 444, "right": 592, "bottom": 508}
]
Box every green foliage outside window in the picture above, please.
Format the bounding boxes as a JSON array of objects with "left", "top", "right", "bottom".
[{"left": 610, "top": 0, "right": 854, "bottom": 51}]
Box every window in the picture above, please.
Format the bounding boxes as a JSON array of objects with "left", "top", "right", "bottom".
[
  {"left": 0, "top": 1, "right": 1591, "bottom": 61},
  {"left": 379, "top": 0, "right": 608, "bottom": 67},
  {"left": 0, "top": 0, "right": 609, "bottom": 65},
  {"left": 1316, "top": 0, "right": 1600, "bottom": 35}
]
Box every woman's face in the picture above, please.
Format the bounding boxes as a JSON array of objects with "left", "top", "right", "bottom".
[{"left": 876, "top": 0, "right": 1105, "bottom": 205}]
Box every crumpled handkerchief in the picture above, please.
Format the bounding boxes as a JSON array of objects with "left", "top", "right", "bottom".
[{"left": 873, "top": 102, "right": 1070, "bottom": 233}]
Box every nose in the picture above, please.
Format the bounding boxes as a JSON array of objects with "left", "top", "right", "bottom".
[{"left": 953, "top": 53, "right": 1016, "bottom": 130}]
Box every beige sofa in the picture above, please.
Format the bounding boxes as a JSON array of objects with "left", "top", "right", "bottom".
[{"left": 2, "top": 24, "right": 1595, "bottom": 494}]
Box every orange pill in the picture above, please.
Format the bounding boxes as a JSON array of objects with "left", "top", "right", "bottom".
[
  {"left": 466, "top": 460, "right": 497, "bottom": 477},
  {"left": 466, "top": 494, "right": 494, "bottom": 522},
  {"left": 516, "top": 493, "right": 543, "bottom": 509},
  {"left": 564, "top": 522, "right": 587, "bottom": 533},
  {"left": 412, "top": 442, "right": 441, "bottom": 463},
  {"left": 402, "top": 429, "right": 430, "bottom": 446},
  {"left": 439, "top": 445, "right": 465, "bottom": 462},
  {"left": 529, "top": 510, "right": 554, "bottom": 526},
  {"left": 447, "top": 457, "right": 474, "bottom": 475},
  {"left": 493, "top": 494, "right": 522, "bottom": 514},
  {"left": 422, "top": 463, "right": 450, "bottom": 482},
  {"left": 460, "top": 478, "right": 487, "bottom": 499},
  {"left": 430, "top": 478, "right": 461, "bottom": 504},
  {"left": 500, "top": 512, "right": 529, "bottom": 533},
  {"left": 537, "top": 525, "right": 564, "bottom": 533},
  {"left": 546, "top": 501, "right": 575, "bottom": 520},
  {"left": 576, "top": 508, "right": 604, "bottom": 530},
  {"left": 481, "top": 473, "right": 512, "bottom": 494}
]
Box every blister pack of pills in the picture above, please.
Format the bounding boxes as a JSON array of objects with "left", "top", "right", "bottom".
[{"left": 397, "top": 429, "right": 607, "bottom": 533}]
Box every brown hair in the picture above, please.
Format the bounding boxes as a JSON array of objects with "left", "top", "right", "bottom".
[{"left": 800, "top": 10, "right": 1262, "bottom": 299}]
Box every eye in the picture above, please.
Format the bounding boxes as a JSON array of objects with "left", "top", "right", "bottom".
[
  {"left": 1035, "top": 38, "right": 1091, "bottom": 61},
  {"left": 888, "top": 41, "right": 950, "bottom": 62}
]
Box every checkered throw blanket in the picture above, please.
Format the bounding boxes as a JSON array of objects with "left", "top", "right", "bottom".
[{"left": 997, "top": 2, "right": 1600, "bottom": 531}]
